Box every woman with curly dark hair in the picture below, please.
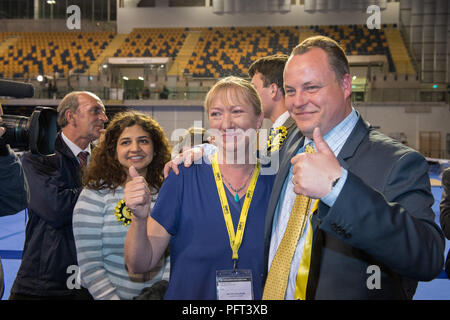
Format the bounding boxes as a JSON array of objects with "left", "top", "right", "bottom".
[
  {"left": 72, "top": 111, "right": 171, "bottom": 300},
  {"left": 83, "top": 111, "right": 170, "bottom": 192}
]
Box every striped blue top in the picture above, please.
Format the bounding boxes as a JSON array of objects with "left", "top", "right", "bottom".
[{"left": 73, "top": 187, "right": 169, "bottom": 300}]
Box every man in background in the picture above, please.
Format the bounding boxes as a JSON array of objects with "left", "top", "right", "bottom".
[{"left": 248, "top": 54, "right": 296, "bottom": 156}]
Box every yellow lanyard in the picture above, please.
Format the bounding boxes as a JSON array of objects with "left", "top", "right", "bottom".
[{"left": 212, "top": 153, "right": 260, "bottom": 267}]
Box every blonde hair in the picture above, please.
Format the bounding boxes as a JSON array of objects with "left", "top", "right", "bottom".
[{"left": 204, "top": 76, "right": 262, "bottom": 116}]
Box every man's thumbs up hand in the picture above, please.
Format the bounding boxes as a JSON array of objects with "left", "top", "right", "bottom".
[
  {"left": 291, "top": 127, "right": 342, "bottom": 199},
  {"left": 313, "top": 127, "right": 334, "bottom": 156},
  {"left": 124, "top": 166, "right": 151, "bottom": 221}
]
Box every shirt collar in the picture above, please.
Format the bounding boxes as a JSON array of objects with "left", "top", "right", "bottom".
[
  {"left": 61, "top": 131, "right": 91, "bottom": 158},
  {"left": 271, "top": 111, "right": 290, "bottom": 130}
]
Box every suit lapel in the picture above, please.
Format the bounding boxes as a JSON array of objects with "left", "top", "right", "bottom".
[
  {"left": 55, "top": 132, "right": 77, "bottom": 159},
  {"left": 335, "top": 115, "right": 370, "bottom": 168}
]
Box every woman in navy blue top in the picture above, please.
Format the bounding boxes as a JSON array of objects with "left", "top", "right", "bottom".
[
  {"left": 123, "top": 76, "right": 274, "bottom": 299},
  {"left": 152, "top": 163, "right": 274, "bottom": 299}
]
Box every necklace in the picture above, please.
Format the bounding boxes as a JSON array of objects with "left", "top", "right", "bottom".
[{"left": 221, "top": 166, "right": 255, "bottom": 203}]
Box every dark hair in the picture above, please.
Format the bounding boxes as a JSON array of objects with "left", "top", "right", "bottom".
[
  {"left": 83, "top": 111, "right": 171, "bottom": 193},
  {"left": 248, "top": 54, "right": 289, "bottom": 95},
  {"left": 291, "top": 35, "right": 350, "bottom": 82}
]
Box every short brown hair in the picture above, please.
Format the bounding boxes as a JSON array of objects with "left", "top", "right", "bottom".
[
  {"left": 291, "top": 35, "right": 349, "bottom": 82},
  {"left": 204, "top": 76, "right": 262, "bottom": 116},
  {"left": 248, "top": 54, "right": 289, "bottom": 95},
  {"left": 83, "top": 111, "right": 171, "bottom": 193}
]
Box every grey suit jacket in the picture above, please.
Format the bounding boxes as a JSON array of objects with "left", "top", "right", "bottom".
[{"left": 263, "top": 115, "right": 445, "bottom": 299}]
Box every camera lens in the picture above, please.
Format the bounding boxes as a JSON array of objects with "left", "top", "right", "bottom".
[
  {"left": 0, "top": 107, "right": 57, "bottom": 155},
  {"left": 0, "top": 115, "right": 30, "bottom": 149}
]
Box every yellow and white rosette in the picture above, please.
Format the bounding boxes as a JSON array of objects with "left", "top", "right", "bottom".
[
  {"left": 114, "top": 199, "right": 132, "bottom": 226},
  {"left": 267, "top": 125, "right": 288, "bottom": 153}
]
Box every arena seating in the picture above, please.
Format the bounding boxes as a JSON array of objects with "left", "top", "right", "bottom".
[
  {"left": 0, "top": 25, "right": 414, "bottom": 80},
  {"left": 113, "top": 27, "right": 188, "bottom": 58},
  {"left": 184, "top": 26, "right": 300, "bottom": 78},
  {"left": 305, "top": 24, "right": 396, "bottom": 72},
  {"left": 0, "top": 31, "right": 115, "bottom": 79},
  {"left": 183, "top": 24, "right": 397, "bottom": 78}
]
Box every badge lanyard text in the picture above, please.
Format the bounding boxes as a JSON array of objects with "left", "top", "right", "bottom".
[{"left": 212, "top": 153, "right": 260, "bottom": 270}]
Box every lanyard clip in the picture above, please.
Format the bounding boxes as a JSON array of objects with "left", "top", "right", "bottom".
[{"left": 233, "top": 259, "right": 238, "bottom": 273}]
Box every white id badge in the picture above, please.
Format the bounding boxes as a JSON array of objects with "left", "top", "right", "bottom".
[{"left": 216, "top": 269, "right": 254, "bottom": 300}]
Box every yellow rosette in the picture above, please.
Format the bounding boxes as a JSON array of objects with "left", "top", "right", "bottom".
[
  {"left": 267, "top": 126, "right": 288, "bottom": 153},
  {"left": 114, "top": 199, "right": 132, "bottom": 226}
]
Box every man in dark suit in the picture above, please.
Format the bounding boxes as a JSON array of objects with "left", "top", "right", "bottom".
[
  {"left": 10, "top": 91, "right": 108, "bottom": 300},
  {"left": 262, "top": 36, "right": 445, "bottom": 300},
  {"left": 440, "top": 167, "right": 450, "bottom": 278}
]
